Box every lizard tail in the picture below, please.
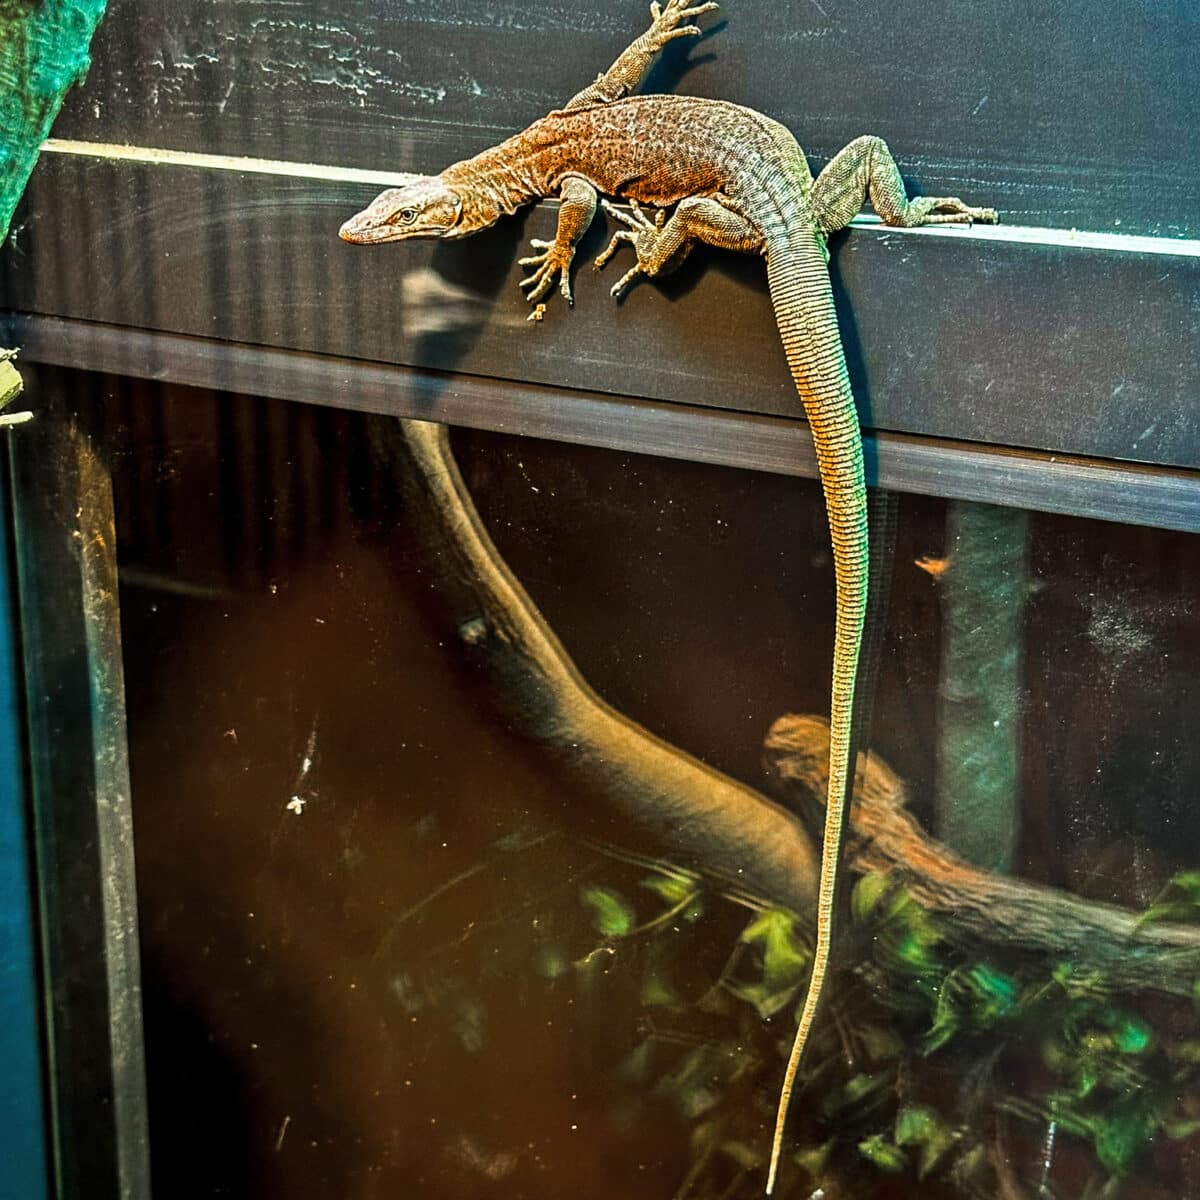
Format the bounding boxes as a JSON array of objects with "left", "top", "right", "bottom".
[{"left": 763, "top": 225, "right": 869, "bottom": 1195}]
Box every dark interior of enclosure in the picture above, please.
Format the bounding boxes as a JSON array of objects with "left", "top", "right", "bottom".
[{"left": 65, "top": 369, "right": 1198, "bottom": 1198}]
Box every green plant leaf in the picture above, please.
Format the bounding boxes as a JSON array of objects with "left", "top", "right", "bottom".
[
  {"left": 1168, "top": 871, "right": 1200, "bottom": 901},
  {"left": 729, "top": 979, "right": 796, "bottom": 1019},
  {"left": 925, "top": 971, "right": 962, "bottom": 1053},
  {"left": 1091, "top": 1105, "right": 1154, "bottom": 1176},
  {"left": 852, "top": 874, "right": 891, "bottom": 922},
  {"left": 581, "top": 884, "right": 635, "bottom": 937},
  {"left": 641, "top": 973, "right": 679, "bottom": 1008},
  {"left": 793, "top": 1139, "right": 834, "bottom": 1179},
  {"left": 1161, "top": 1116, "right": 1200, "bottom": 1141},
  {"left": 641, "top": 872, "right": 698, "bottom": 906},
  {"left": 740, "top": 909, "right": 811, "bottom": 994},
  {"left": 966, "top": 964, "right": 1018, "bottom": 1021},
  {"left": 895, "top": 1105, "right": 957, "bottom": 1178},
  {"left": 1112, "top": 1016, "right": 1151, "bottom": 1055},
  {"left": 858, "top": 1133, "right": 907, "bottom": 1172},
  {"left": 1135, "top": 901, "right": 1199, "bottom": 929}
]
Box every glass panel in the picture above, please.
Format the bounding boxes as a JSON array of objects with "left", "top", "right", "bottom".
[{"left": 75, "top": 369, "right": 1200, "bottom": 1198}]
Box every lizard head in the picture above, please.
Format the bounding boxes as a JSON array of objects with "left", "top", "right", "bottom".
[{"left": 339, "top": 176, "right": 464, "bottom": 244}]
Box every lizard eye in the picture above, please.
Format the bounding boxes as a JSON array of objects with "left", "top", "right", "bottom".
[{"left": 398, "top": 208, "right": 418, "bottom": 225}]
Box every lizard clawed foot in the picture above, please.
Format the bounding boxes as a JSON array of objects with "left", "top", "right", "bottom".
[
  {"left": 912, "top": 196, "right": 999, "bottom": 226},
  {"left": 647, "top": 0, "right": 719, "bottom": 50},
  {"left": 594, "top": 199, "right": 668, "bottom": 297},
  {"left": 518, "top": 238, "right": 576, "bottom": 306}
]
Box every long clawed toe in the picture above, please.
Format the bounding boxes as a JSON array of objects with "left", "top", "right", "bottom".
[
  {"left": 593, "top": 200, "right": 667, "bottom": 296},
  {"left": 518, "top": 238, "right": 574, "bottom": 305},
  {"left": 927, "top": 198, "right": 999, "bottom": 226},
  {"left": 608, "top": 265, "right": 645, "bottom": 299},
  {"left": 593, "top": 230, "right": 634, "bottom": 273},
  {"left": 650, "top": 0, "right": 718, "bottom": 37},
  {"left": 600, "top": 197, "right": 665, "bottom": 236}
]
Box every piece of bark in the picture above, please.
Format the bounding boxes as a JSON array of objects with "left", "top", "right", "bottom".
[{"left": 764, "top": 714, "right": 1200, "bottom": 997}]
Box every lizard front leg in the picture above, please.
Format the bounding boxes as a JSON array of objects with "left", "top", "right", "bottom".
[
  {"left": 595, "top": 194, "right": 762, "bottom": 297},
  {"left": 563, "top": 0, "right": 720, "bottom": 111},
  {"left": 518, "top": 175, "right": 598, "bottom": 310},
  {"left": 812, "top": 135, "right": 997, "bottom": 234}
]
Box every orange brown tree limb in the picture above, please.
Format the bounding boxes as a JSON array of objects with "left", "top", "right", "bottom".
[{"left": 388, "top": 417, "right": 1200, "bottom": 1002}]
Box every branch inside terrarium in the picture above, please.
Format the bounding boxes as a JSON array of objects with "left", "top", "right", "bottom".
[{"left": 387, "top": 418, "right": 1200, "bottom": 999}]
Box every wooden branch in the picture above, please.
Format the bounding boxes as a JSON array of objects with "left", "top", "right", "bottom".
[
  {"left": 387, "top": 419, "right": 821, "bottom": 910},
  {"left": 388, "top": 418, "right": 1200, "bottom": 998},
  {"left": 765, "top": 714, "right": 1200, "bottom": 997}
]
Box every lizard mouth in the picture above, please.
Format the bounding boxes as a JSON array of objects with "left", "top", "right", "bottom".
[{"left": 338, "top": 218, "right": 403, "bottom": 245}]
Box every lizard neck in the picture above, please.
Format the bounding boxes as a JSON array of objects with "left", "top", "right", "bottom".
[{"left": 442, "top": 134, "right": 544, "bottom": 233}]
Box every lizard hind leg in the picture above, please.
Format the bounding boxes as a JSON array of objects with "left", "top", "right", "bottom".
[
  {"left": 811, "top": 135, "right": 997, "bottom": 235},
  {"left": 595, "top": 194, "right": 763, "bottom": 298}
]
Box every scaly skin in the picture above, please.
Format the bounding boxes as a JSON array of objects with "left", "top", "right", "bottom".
[{"left": 340, "top": 2, "right": 996, "bottom": 1192}]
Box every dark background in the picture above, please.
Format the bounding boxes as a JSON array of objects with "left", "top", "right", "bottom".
[{"left": 74, "top": 370, "right": 1197, "bottom": 1197}]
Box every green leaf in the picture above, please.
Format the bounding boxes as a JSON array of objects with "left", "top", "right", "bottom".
[
  {"left": 641, "top": 973, "right": 679, "bottom": 1008},
  {"left": 895, "top": 1105, "right": 957, "bottom": 1178},
  {"left": 1091, "top": 1106, "right": 1154, "bottom": 1176},
  {"left": 1073, "top": 1060, "right": 1098, "bottom": 1099},
  {"left": 0, "top": 359, "right": 22, "bottom": 411},
  {"left": 852, "top": 874, "right": 891, "bottom": 922},
  {"left": 729, "top": 979, "right": 796, "bottom": 1019},
  {"left": 858, "top": 1133, "right": 907, "bottom": 1172},
  {"left": 793, "top": 1139, "right": 834, "bottom": 1180},
  {"left": 641, "top": 872, "right": 698, "bottom": 906},
  {"left": 1135, "top": 900, "right": 1199, "bottom": 929},
  {"left": 895, "top": 1104, "right": 944, "bottom": 1144},
  {"left": 1113, "top": 1016, "right": 1151, "bottom": 1055},
  {"left": 966, "top": 964, "right": 1018, "bottom": 1019},
  {"left": 1161, "top": 1116, "right": 1200, "bottom": 1141},
  {"left": 581, "top": 885, "right": 635, "bottom": 937},
  {"left": 740, "top": 909, "right": 811, "bottom": 994},
  {"left": 1169, "top": 871, "right": 1200, "bottom": 901},
  {"left": 925, "top": 973, "right": 962, "bottom": 1053}
]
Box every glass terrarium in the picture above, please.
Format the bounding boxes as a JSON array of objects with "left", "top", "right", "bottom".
[{"left": 0, "top": 0, "right": 1195, "bottom": 1198}]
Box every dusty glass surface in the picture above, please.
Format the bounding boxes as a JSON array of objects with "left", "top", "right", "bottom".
[{"left": 82, "top": 371, "right": 1200, "bottom": 1198}]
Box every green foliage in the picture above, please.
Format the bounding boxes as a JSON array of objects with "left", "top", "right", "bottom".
[
  {"left": 731, "top": 909, "right": 811, "bottom": 1018},
  {"left": 563, "top": 860, "right": 1200, "bottom": 1197},
  {"left": 580, "top": 884, "right": 636, "bottom": 937},
  {"left": 1, "top": 0, "right": 108, "bottom": 242},
  {"left": 1135, "top": 870, "right": 1200, "bottom": 929},
  {"left": 384, "top": 827, "right": 1200, "bottom": 1200},
  {"left": 858, "top": 1132, "right": 907, "bottom": 1172},
  {"left": 894, "top": 1105, "right": 958, "bottom": 1178}
]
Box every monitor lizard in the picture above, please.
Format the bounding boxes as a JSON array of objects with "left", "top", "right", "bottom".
[{"left": 339, "top": 2, "right": 996, "bottom": 1190}]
